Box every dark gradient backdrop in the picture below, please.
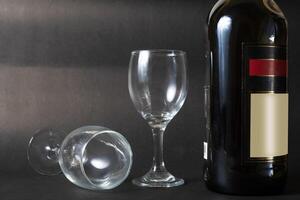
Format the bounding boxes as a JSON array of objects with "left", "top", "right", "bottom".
[{"left": 0, "top": 0, "right": 298, "bottom": 185}]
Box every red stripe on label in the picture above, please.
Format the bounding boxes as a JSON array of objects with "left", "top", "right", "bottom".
[{"left": 249, "top": 59, "right": 287, "bottom": 77}]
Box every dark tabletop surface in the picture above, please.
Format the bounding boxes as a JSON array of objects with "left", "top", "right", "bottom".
[{"left": 1, "top": 172, "right": 300, "bottom": 200}]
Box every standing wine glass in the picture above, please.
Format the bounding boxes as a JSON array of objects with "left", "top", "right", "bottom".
[{"left": 128, "top": 50, "right": 188, "bottom": 187}]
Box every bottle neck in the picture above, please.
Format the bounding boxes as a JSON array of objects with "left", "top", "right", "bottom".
[
  {"left": 228, "top": 0, "right": 265, "bottom": 5},
  {"left": 229, "top": 0, "right": 264, "bottom": 2}
]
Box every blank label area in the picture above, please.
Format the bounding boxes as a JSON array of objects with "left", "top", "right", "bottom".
[{"left": 250, "top": 93, "right": 288, "bottom": 158}]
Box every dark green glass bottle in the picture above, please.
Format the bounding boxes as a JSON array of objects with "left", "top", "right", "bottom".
[{"left": 204, "top": 0, "right": 288, "bottom": 194}]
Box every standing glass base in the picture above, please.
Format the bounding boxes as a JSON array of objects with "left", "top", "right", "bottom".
[{"left": 132, "top": 170, "right": 184, "bottom": 188}]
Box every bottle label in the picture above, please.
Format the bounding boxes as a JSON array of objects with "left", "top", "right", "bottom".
[{"left": 242, "top": 45, "right": 288, "bottom": 162}]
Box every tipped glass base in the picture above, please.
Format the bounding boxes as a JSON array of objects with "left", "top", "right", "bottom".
[
  {"left": 27, "top": 128, "right": 65, "bottom": 176},
  {"left": 132, "top": 170, "right": 184, "bottom": 188}
]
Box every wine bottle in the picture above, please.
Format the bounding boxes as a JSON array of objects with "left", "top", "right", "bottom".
[{"left": 204, "top": 0, "right": 288, "bottom": 194}]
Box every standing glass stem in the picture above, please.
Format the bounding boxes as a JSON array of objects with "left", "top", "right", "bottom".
[{"left": 151, "top": 127, "right": 167, "bottom": 172}]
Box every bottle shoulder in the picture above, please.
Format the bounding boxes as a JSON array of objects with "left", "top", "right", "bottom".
[
  {"left": 207, "top": 0, "right": 228, "bottom": 25},
  {"left": 207, "top": 0, "right": 287, "bottom": 46},
  {"left": 208, "top": 0, "right": 287, "bottom": 27},
  {"left": 263, "top": 0, "right": 286, "bottom": 19}
]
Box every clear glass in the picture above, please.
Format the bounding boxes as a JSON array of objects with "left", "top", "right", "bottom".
[
  {"left": 27, "top": 126, "right": 133, "bottom": 190},
  {"left": 128, "top": 49, "right": 188, "bottom": 187},
  {"left": 27, "top": 128, "right": 66, "bottom": 175}
]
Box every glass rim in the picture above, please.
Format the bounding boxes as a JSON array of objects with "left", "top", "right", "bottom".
[
  {"left": 131, "top": 49, "right": 186, "bottom": 57},
  {"left": 76, "top": 126, "right": 133, "bottom": 189}
]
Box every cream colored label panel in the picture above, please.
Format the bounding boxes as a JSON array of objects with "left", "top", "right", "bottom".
[{"left": 250, "top": 93, "right": 288, "bottom": 158}]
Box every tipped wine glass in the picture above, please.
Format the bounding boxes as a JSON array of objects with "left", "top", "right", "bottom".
[
  {"left": 27, "top": 126, "right": 133, "bottom": 190},
  {"left": 128, "top": 49, "right": 188, "bottom": 187}
]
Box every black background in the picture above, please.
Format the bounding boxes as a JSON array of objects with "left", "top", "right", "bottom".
[{"left": 0, "top": 0, "right": 299, "bottom": 199}]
